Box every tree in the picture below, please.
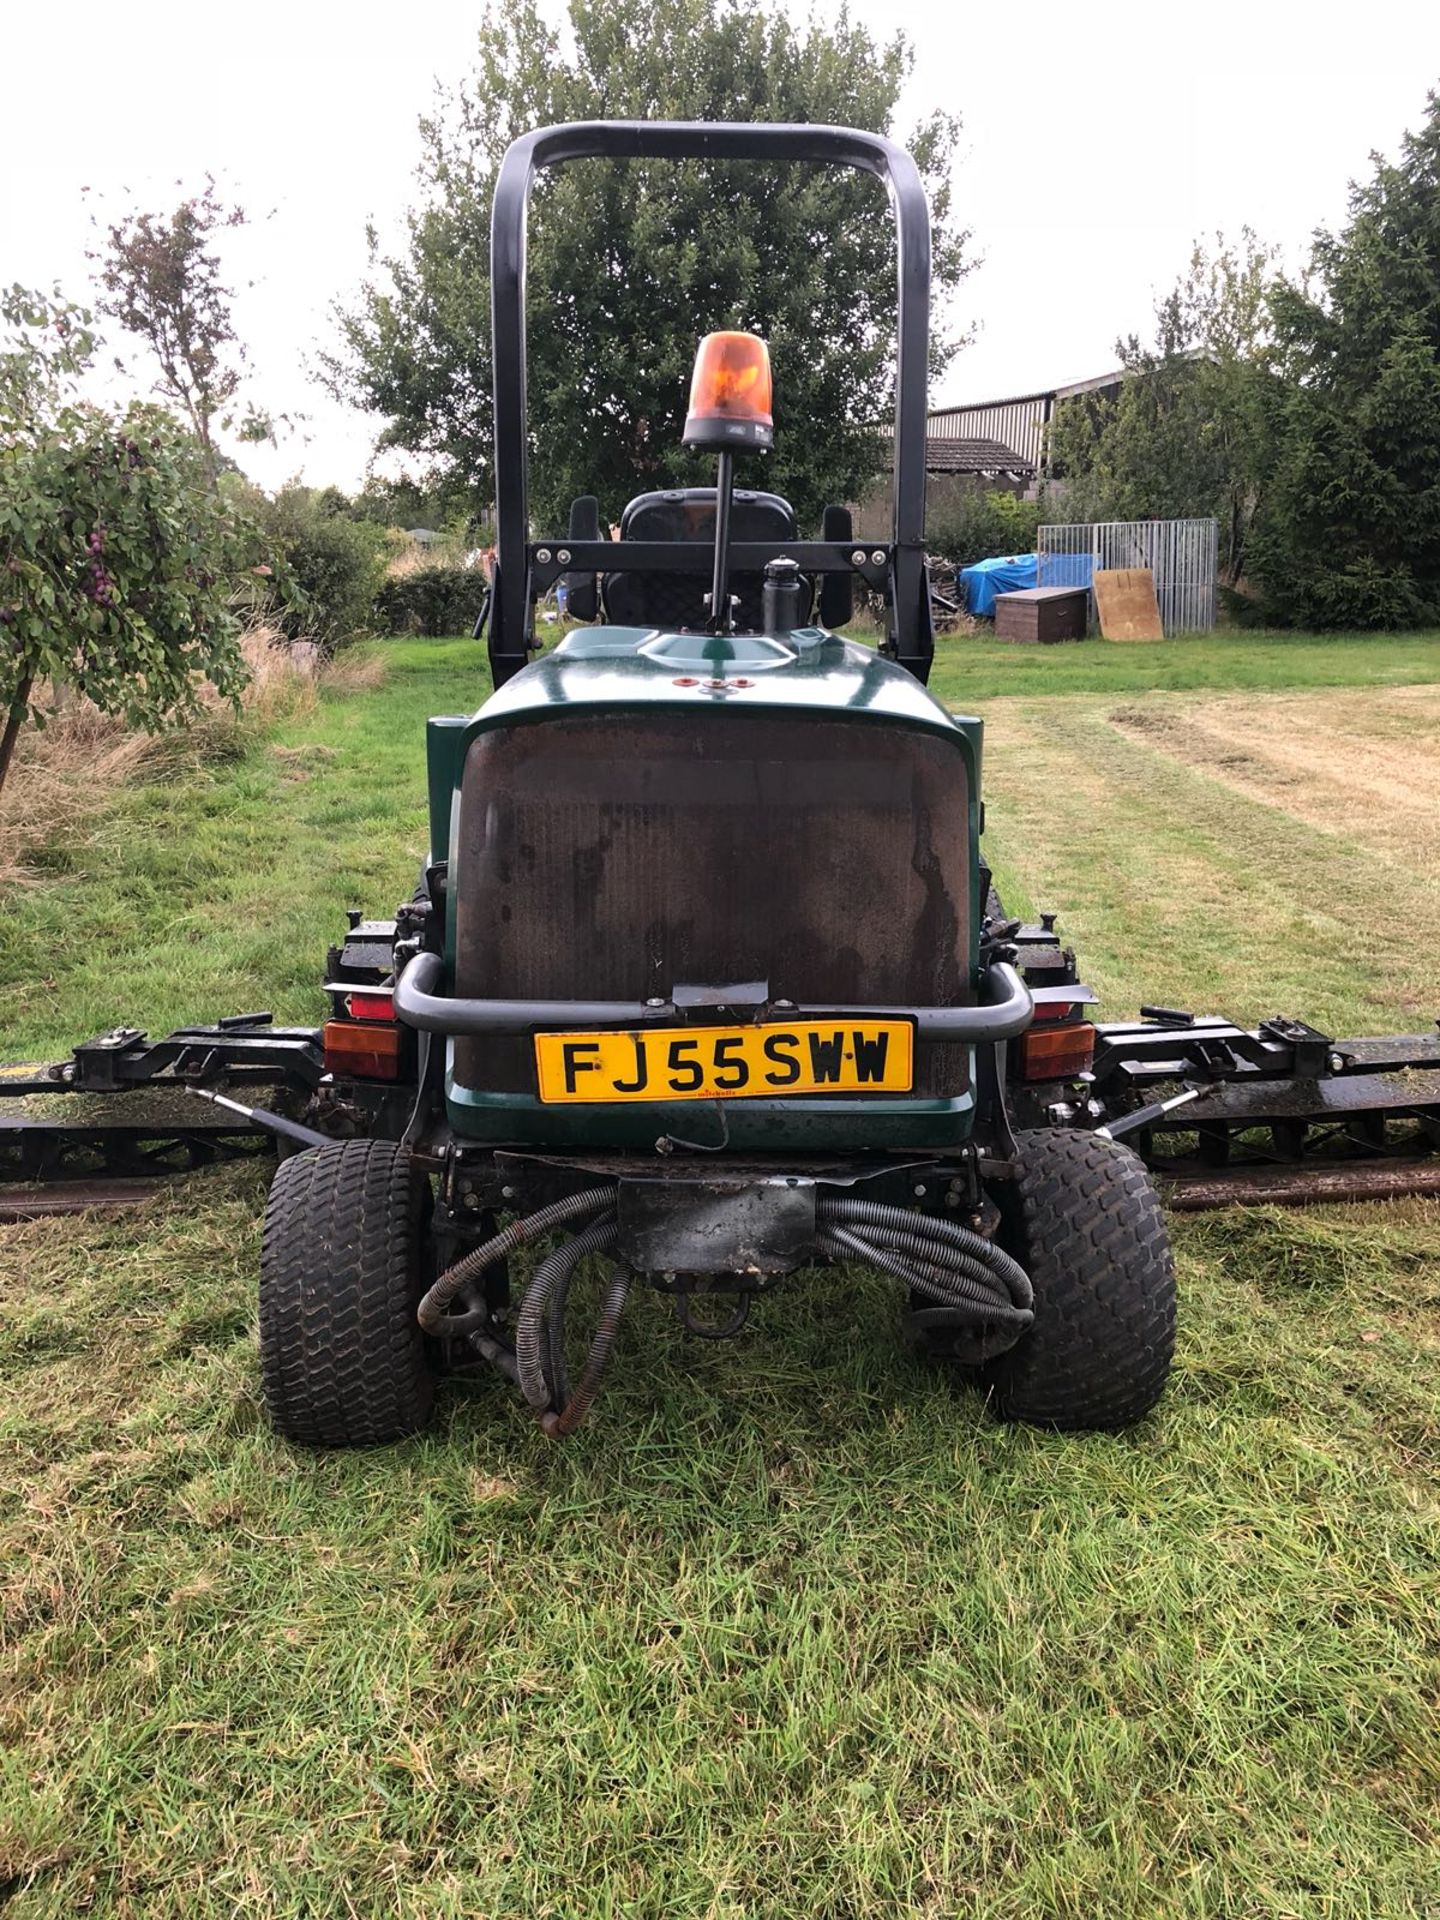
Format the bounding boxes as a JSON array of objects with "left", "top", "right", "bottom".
[
  {"left": 242, "top": 483, "right": 392, "bottom": 649},
  {"left": 94, "top": 181, "right": 271, "bottom": 484},
  {"left": 1248, "top": 92, "right": 1440, "bottom": 628},
  {"left": 926, "top": 487, "right": 1040, "bottom": 570},
  {"left": 1047, "top": 231, "right": 1278, "bottom": 588},
  {"left": 347, "top": 472, "right": 475, "bottom": 534},
  {"left": 0, "top": 286, "right": 251, "bottom": 796},
  {"left": 327, "top": 0, "right": 969, "bottom": 531}
]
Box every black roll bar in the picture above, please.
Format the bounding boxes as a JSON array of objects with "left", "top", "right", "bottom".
[{"left": 489, "top": 120, "right": 934, "bottom": 687}]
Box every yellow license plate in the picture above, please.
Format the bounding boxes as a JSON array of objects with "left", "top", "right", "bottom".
[{"left": 534, "top": 1020, "right": 914, "bottom": 1104}]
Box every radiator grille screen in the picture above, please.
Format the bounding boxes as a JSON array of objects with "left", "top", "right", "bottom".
[{"left": 453, "top": 710, "right": 971, "bottom": 1097}]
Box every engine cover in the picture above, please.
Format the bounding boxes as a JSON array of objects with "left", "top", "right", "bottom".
[{"left": 445, "top": 638, "right": 982, "bottom": 1151}]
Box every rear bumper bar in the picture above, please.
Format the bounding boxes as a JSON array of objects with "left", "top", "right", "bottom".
[{"left": 393, "top": 951, "right": 1033, "bottom": 1044}]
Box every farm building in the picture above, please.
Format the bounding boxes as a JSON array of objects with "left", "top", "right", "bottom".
[
  {"left": 920, "top": 434, "right": 1037, "bottom": 491},
  {"left": 926, "top": 367, "right": 1127, "bottom": 480},
  {"left": 852, "top": 368, "right": 1128, "bottom": 534},
  {"left": 851, "top": 429, "right": 1037, "bottom": 538}
]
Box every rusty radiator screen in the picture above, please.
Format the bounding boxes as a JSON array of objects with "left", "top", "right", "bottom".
[{"left": 453, "top": 710, "right": 971, "bottom": 1096}]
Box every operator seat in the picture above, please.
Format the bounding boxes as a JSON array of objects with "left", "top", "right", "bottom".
[{"left": 601, "top": 486, "right": 812, "bottom": 633}]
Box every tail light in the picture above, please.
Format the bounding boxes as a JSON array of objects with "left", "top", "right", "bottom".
[
  {"left": 323, "top": 1019, "right": 402, "bottom": 1081},
  {"left": 1018, "top": 1020, "right": 1096, "bottom": 1082},
  {"left": 345, "top": 991, "right": 395, "bottom": 1023}
]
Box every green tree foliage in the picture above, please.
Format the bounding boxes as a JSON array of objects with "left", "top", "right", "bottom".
[
  {"left": 375, "top": 566, "right": 491, "bottom": 638},
  {"left": 348, "top": 473, "right": 480, "bottom": 537},
  {"left": 327, "top": 0, "right": 969, "bottom": 531},
  {"left": 925, "top": 486, "right": 1040, "bottom": 568},
  {"left": 94, "top": 181, "right": 273, "bottom": 483},
  {"left": 1249, "top": 93, "right": 1440, "bottom": 628},
  {"left": 1048, "top": 231, "right": 1278, "bottom": 587},
  {"left": 0, "top": 287, "right": 251, "bottom": 795},
  {"left": 244, "top": 484, "right": 392, "bottom": 648}
]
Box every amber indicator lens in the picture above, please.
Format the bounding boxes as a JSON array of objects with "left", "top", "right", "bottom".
[
  {"left": 683, "top": 331, "right": 774, "bottom": 450},
  {"left": 323, "top": 1019, "right": 402, "bottom": 1081},
  {"left": 1018, "top": 1022, "right": 1097, "bottom": 1083}
]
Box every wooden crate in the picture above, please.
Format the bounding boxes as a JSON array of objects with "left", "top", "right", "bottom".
[{"left": 993, "top": 586, "right": 1088, "bottom": 644}]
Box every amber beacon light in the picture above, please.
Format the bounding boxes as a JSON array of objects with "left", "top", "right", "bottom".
[{"left": 683, "top": 331, "right": 774, "bottom": 451}]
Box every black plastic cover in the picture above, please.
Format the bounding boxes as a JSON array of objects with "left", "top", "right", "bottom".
[{"left": 603, "top": 487, "right": 811, "bottom": 632}]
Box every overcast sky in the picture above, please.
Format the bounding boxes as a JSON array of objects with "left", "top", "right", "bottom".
[{"left": 4, "top": 0, "right": 1435, "bottom": 493}]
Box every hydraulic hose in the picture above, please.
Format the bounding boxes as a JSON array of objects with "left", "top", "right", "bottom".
[
  {"left": 541, "top": 1262, "right": 634, "bottom": 1438},
  {"left": 417, "top": 1185, "right": 615, "bottom": 1334},
  {"left": 421, "top": 1185, "right": 1029, "bottom": 1429},
  {"left": 466, "top": 1323, "right": 521, "bottom": 1385},
  {"left": 822, "top": 1222, "right": 1027, "bottom": 1318},
  {"left": 815, "top": 1196, "right": 1033, "bottom": 1329},
  {"left": 833, "top": 1219, "right": 1017, "bottom": 1303},
  {"left": 514, "top": 1216, "right": 619, "bottom": 1409},
  {"left": 419, "top": 1183, "right": 631, "bottom": 1436},
  {"left": 512, "top": 1218, "right": 632, "bottom": 1437}
]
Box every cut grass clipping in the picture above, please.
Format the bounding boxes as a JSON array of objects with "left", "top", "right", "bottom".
[{"left": 1, "top": 633, "right": 1438, "bottom": 1918}]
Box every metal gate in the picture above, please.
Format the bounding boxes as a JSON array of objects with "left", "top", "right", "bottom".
[{"left": 1036, "top": 519, "right": 1218, "bottom": 634}]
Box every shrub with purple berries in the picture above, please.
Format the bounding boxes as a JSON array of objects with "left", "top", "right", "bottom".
[{"left": 1, "top": 286, "right": 253, "bottom": 792}]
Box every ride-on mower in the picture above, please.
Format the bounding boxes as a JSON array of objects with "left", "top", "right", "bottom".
[{"left": 5, "top": 123, "right": 1439, "bottom": 1443}]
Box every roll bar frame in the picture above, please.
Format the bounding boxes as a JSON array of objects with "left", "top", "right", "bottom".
[{"left": 488, "top": 120, "right": 935, "bottom": 687}]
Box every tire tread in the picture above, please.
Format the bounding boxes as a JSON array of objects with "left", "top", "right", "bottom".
[
  {"left": 979, "top": 1128, "right": 1176, "bottom": 1432},
  {"left": 259, "top": 1140, "right": 436, "bottom": 1447}
]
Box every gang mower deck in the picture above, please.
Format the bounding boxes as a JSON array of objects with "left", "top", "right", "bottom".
[{"left": 7, "top": 911, "right": 1436, "bottom": 1218}]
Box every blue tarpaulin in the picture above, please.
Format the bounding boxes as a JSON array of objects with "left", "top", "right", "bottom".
[
  {"left": 959, "top": 553, "right": 1037, "bottom": 617},
  {"left": 959, "top": 550, "right": 1096, "bottom": 616}
]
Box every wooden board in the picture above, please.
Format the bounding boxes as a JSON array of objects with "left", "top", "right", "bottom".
[{"left": 1093, "top": 567, "right": 1163, "bottom": 641}]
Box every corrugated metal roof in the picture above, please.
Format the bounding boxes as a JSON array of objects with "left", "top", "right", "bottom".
[
  {"left": 922, "top": 370, "right": 1129, "bottom": 469},
  {"left": 929, "top": 369, "right": 1127, "bottom": 418}
]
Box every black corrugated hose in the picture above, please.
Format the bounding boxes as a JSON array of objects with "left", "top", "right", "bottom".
[
  {"left": 419, "top": 1187, "right": 1031, "bottom": 1437},
  {"left": 417, "top": 1186, "right": 615, "bottom": 1334},
  {"left": 540, "top": 1259, "right": 634, "bottom": 1438},
  {"left": 514, "top": 1214, "right": 618, "bottom": 1410},
  {"left": 815, "top": 1196, "right": 1034, "bottom": 1330},
  {"left": 419, "top": 1186, "right": 629, "bottom": 1437}
]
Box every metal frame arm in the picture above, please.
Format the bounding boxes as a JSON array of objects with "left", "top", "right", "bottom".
[
  {"left": 489, "top": 120, "right": 933, "bottom": 686},
  {"left": 394, "top": 952, "right": 1031, "bottom": 1043},
  {"left": 527, "top": 540, "right": 892, "bottom": 594}
]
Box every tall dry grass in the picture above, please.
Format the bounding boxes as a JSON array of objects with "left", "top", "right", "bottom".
[
  {"left": 383, "top": 533, "right": 471, "bottom": 577},
  {"left": 0, "top": 625, "right": 337, "bottom": 884}
]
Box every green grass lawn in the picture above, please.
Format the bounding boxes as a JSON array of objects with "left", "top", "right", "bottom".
[
  {"left": 1, "top": 633, "right": 1437, "bottom": 1918},
  {"left": 1, "top": 642, "right": 468, "bottom": 1061},
  {"left": 926, "top": 624, "right": 1440, "bottom": 705}
]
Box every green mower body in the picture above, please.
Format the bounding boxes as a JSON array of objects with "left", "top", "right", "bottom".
[{"left": 423, "top": 624, "right": 987, "bottom": 1154}]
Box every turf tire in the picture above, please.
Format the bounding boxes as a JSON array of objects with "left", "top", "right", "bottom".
[
  {"left": 979, "top": 1128, "right": 1175, "bottom": 1432},
  {"left": 259, "top": 1139, "right": 437, "bottom": 1447}
]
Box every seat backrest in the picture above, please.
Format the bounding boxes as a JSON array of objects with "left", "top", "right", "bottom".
[{"left": 602, "top": 487, "right": 809, "bottom": 631}]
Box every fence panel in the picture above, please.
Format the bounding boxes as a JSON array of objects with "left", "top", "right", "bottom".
[{"left": 1036, "top": 519, "right": 1217, "bottom": 633}]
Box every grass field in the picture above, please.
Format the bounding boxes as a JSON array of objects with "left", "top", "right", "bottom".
[{"left": 2, "top": 631, "right": 1438, "bottom": 1918}]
